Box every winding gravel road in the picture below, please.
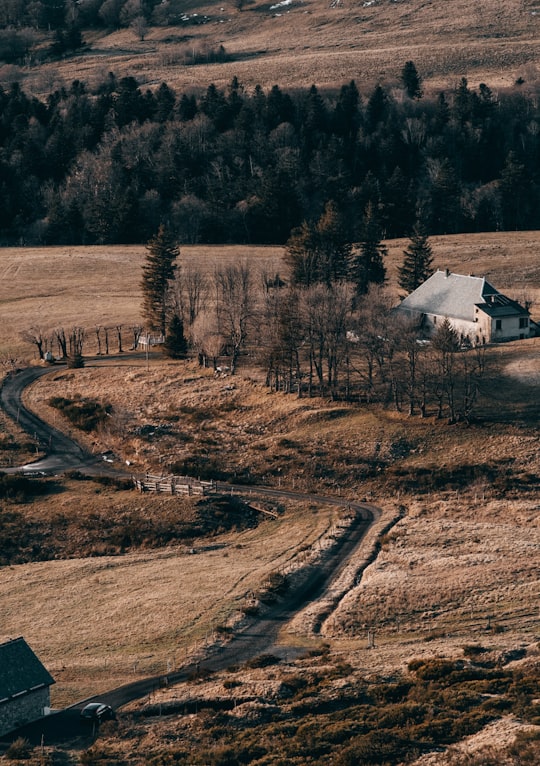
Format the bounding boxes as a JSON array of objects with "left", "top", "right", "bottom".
[
  {"left": 0, "top": 362, "right": 382, "bottom": 748},
  {"left": 0, "top": 364, "right": 102, "bottom": 475}
]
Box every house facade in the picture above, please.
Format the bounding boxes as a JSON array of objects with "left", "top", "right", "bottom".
[
  {"left": 395, "top": 269, "right": 532, "bottom": 344},
  {"left": 0, "top": 637, "right": 55, "bottom": 737}
]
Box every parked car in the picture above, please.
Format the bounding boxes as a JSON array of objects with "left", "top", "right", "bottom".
[{"left": 80, "top": 702, "right": 116, "bottom": 722}]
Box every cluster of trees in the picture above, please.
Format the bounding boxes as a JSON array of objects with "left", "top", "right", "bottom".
[
  {"left": 136, "top": 228, "right": 482, "bottom": 423},
  {"left": 0, "top": 0, "right": 207, "bottom": 62},
  {"left": 283, "top": 199, "right": 434, "bottom": 295},
  {"left": 21, "top": 223, "right": 479, "bottom": 423},
  {"left": 2, "top": 69, "right": 540, "bottom": 245},
  {"left": 0, "top": 0, "right": 161, "bottom": 35},
  {"left": 21, "top": 321, "right": 138, "bottom": 363}
]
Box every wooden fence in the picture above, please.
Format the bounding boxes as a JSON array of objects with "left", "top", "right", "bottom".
[{"left": 133, "top": 473, "right": 217, "bottom": 496}]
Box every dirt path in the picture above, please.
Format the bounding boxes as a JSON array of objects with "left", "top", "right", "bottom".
[{"left": 0, "top": 361, "right": 384, "bottom": 748}]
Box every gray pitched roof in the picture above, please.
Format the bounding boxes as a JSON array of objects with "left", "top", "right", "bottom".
[
  {"left": 0, "top": 637, "right": 54, "bottom": 702},
  {"left": 398, "top": 270, "right": 499, "bottom": 321}
]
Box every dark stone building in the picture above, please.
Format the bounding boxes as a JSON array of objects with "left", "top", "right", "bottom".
[{"left": 0, "top": 637, "right": 55, "bottom": 737}]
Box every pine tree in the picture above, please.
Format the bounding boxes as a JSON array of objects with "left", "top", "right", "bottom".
[
  {"left": 141, "top": 225, "right": 179, "bottom": 334},
  {"left": 315, "top": 200, "right": 353, "bottom": 285},
  {"left": 432, "top": 317, "right": 460, "bottom": 353},
  {"left": 398, "top": 224, "right": 434, "bottom": 293},
  {"left": 163, "top": 314, "right": 188, "bottom": 359},
  {"left": 285, "top": 202, "right": 352, "bottom": 287},
  {"left": 401, "top": 61, "right": 423, "bottom": 99},
  {"left": 350, "top": 203, "right": 387, "bottom": 295},
  {"left": 285, "top": 220, "right": 319, "bottom": 287}
]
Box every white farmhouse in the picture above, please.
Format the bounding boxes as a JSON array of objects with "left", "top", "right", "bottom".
[{"left": 395, "top": 269, "right": 532, "bottom": 344}]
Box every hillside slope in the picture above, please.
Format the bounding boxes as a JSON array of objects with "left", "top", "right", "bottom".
[{"left": 11, "top": 0, "right": 540, "bottom": 95}]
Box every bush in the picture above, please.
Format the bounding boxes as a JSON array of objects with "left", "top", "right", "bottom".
[
  {"left": 66, "top": 353, "right": 84, "bottom": 368},
  {"left": 0, "top": 472, "right": 51, "bottom": 501},
  {"left": 462, "top": 644, "right": 488, "bottom": 658},
  {"left": 245, "top": 654, "right": 281, "bottom": 669},
  {"left": 6, "top": 737, "right": 32, "bottom": 760},
  {"left": 48, "top": 394, "right": 111, "bottom": 432},
  {"left": 335, "top": 730, "right": 409, "bottom": 765},
  {"left": 411, "top": 658, "right": 461, "bottom": 681}
]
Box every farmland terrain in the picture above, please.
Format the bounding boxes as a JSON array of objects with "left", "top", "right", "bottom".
[
  {"left": 7, "top": 0, "right": 540, "bottom": 96},
  {"left": 0, "top": 234, "right": 538, "bottom": 763}
]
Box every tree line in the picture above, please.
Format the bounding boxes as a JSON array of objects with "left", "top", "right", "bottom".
[
  {"left": 0, "top": 0, "right": 162, "bottom": 35},
  {"left": 135, "top": 227, "right": 482, "bottom": 423},
  {"left": 20, "top": 224, "right": 481, "bottom": 422},
  {"left": 2, "top": 68, "right": 540, "bottom": 246}
]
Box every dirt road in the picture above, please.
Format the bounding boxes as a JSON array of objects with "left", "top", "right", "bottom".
[{"left": 0, "top": 362, "right": 382, "bottom": 748}]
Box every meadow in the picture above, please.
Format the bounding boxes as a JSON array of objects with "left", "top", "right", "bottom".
[
  {"left": 0, "top": 234, "right": 538, "bottom": 763},
  {"left": 8, "top": 0, "right": 540, "bottom": 97}
]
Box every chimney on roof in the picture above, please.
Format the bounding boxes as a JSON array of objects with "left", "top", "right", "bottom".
[{"left": 444, "top": 268, "right": 450, "bottom": 278}]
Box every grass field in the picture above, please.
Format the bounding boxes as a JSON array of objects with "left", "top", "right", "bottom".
[
  {"left": 0, "top": 234, "right": 538, "bottom": 752},
  {"left": 4, "top": 0, "right": 540, "bottom": 97},
  {"left": 0, "top": 490, "right": 343, "bottom": 706},
  {"left": 1, "top": 231, "right": 539, "bottom": 360}
]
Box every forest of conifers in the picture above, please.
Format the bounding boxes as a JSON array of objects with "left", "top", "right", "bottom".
[{"left": 1, "top": 71, "right": 540, "bottom": 245}]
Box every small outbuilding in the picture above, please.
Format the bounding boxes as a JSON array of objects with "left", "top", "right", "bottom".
[
  {"left": 0, "top": 637, "right": 55, "bottom": 738},
  {"left": 395, "top": 269, "right": 532, "bottom": 344}
]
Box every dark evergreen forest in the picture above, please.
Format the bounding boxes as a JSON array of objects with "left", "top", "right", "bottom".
[{"left": 1, "top": 72, "right": 539, "bottom": 246}]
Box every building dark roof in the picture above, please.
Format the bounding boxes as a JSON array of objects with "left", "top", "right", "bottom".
[
  {"left": 0, "top": 637, "right": 54, "bottom": 703},
  {"left": 476, "top": 293, "right": 529, "bottom": 318}
]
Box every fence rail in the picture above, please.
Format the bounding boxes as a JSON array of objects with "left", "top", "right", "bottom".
[{"left": 133, "top": 473, "right": 217, "bottom": 496}]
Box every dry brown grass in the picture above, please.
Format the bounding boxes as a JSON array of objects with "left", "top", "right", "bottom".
[
  {"left": 1, "top": 231, "right": 539, "bottom": 360},
  {"left": 0, "top": 491, "right": 344, "bottom": 706},
  {"left": 7, "top": 0, "right": 540, "bottom": 97},
  {"left": 0, "top": 233, "right": 538, "bottom": 717},
  {"left": 0, "top": 244, "right": 282, "bottom": 358},
  {"left": 325, "top": 494, "right": 540, "bottom": 643}
]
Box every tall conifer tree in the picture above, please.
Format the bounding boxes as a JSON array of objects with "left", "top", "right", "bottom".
[
  {"left": 350, "top": 202, "right": 387, "bottom": 295},
  {"left": 398, "top": 223, "right": 434, "bottom": 293},
  {"left": 141, "top": 224, "right": 179, "bottom": 334},
  {"left": 401, "top": 61, "right": 423, "bottom": 99}
]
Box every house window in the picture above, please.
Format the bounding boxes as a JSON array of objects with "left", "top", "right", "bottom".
[
  {"left": 495, "top": 319, "right": 502, "bottom": 331},
  {"left": 519, "top": 317, "right": 529, "bottom": 328}
]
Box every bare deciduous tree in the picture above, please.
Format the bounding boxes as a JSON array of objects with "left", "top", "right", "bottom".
[
  {"left": 172, "top": 265, "right": 208, "bottom": 328},
  {"left": 95, "top": 326, "right": 103, "bottom": 355},
  {"left": 259, "top": 286, "right": 303, "bottom": 394},
  {"left": 214, "top": 262, "right": 254, "bottom": 374},
  {"left": 131, "top": 325, "right": 143, "bottom": 350},
  {"left": 115, "top": 325, "right": 123, "bottom": 353},
  {"left": 53, "top": 327, "right": 68, "bottom": 359},
  {"left": 67, "top": 326, "right": 85, "bottom": 368},
  {"left": 190, "top": 310, "right": 224, "bottom": 370},
  {"left": 348, "top": 288, "right": 393, "bottom": 403},
  {"left": 20, "top": 327, "right": 46, "bottom": 360}
]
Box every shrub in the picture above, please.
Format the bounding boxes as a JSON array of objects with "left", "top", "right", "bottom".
[
  {"left": 0, "top": 472, "right": 51, "bottom": 501},
  {"left": 411, "top": 658, "right": 460, "bottom": 681},
  {"left": 508, "top": 730, "right": 540, "bottom": 764},
  {"left": 5, "top": 737, "right": 32, "bottom": 760},
  {"left": 245, "top": 654, "right": 281, "bottom": 669},
  {"left": 462, "top": 644, "right": 488, "bottom": 658},
  {"left": 223, "top": 679, "right": 241, "bottom": 689},
  {"left": 92, "top": 475, "right": 133, "bottom": 491},
  {"left": 48, "top": 394, "right": 111, "bottom": 432},
  {"left": 66, "top": 353, "right": 84, "bottom": 368},
  {"left": 334, "top": 730, "right": 409, "bottom": 765}
]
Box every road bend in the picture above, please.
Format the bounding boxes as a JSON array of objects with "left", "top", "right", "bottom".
[
  {"left": 0, "top": 365, "right": 102, "bottom": 474},
  {"left": 0, "top": 362, "right": 383, "bottom": 748}
]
